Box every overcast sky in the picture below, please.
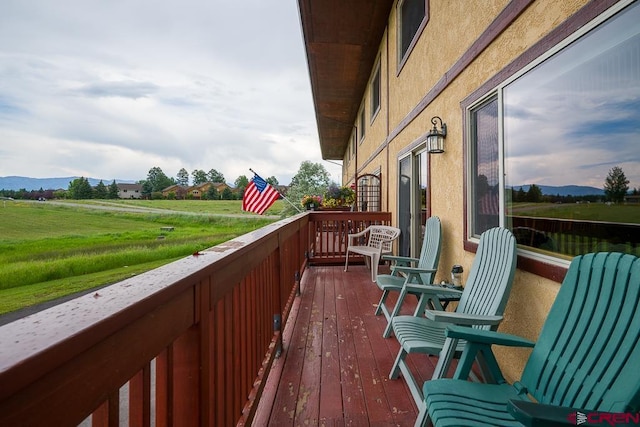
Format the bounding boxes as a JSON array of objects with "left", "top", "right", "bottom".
[{"left": 0, "top": 0, "right": 342, "bottom": 186}]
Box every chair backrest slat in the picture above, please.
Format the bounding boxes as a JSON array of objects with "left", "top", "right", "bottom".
[
  {"left": 416, "top": 216, "right": 442, "bottom": 284},
  {"left": 521, "top": 252, "right": 640, "bottom": 412},
  {"left": 455, "top": 227, "right": 517, "bottom": 329}
]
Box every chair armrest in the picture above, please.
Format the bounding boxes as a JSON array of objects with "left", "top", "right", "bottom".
[
  {"left": 383, "top": 255, "right": 419, "bottom": 265},
  {"left": 508, "top": 400, "right": 602, "bottom": 427},
  {"left": 404, "top": 283, "right": 463, "bottom": 297},
  {"left": 392, "top": 265, "right": 437, "bottom": 274},
  {"left": 391, "top": 266, "right": 438, "bottom": 282},
  {"left": 347, "top": 229, "right": 369, "bottom": 239},
  {"left": 445, "top": 325, "right": 535, "bottom": 347},
  {"left": 441, "top": 326, "right": 535, "bottom": 383},
  {"left": 424, "top": 311, "right": 503, "bottom": 326}
]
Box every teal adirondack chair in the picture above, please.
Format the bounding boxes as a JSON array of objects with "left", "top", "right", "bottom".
[
  {"left": 417, "top": 252, "right": 640, "bottom": 427},
  {"left": 375, "top": 216, "right": 442, "bottom": 338},
  {"left": 390, "top": 227, "right": 517, "bottom": 407}
]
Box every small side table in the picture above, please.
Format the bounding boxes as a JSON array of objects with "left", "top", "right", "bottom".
[{"left": 435, "top": 283, "right": 464, "bottom": 310}]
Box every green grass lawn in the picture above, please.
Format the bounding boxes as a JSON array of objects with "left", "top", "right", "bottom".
[
  {"left": 0, "top": 200, "right": 279, "bottom": 315},
  {"left": 510, "top": 202, "right": 640, "bottom": 223}
]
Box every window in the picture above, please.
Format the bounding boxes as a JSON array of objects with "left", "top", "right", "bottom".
[
  {"left": 371, "top": 62, "right": 381, "bottom": 120},
  {"left": 398, "top": 149, "right": 429, "bottom": 257},
  {"left": 359, "top": 108, "right": 366, "bottom": 142},
  {"left": 468, "top": 1, "right": 640, "bottom": 261},
  {"left": 352, "top": 133, "right": 356, "bottom": 158},
  {"left": 357, "top": 173, "right": 381, "bottom": 213},
  {"left": 470, "top": 96, "right": 499, "bottom": 237},
  {"left": 398, "top": 0, "right": 427, "bottom": 65}
]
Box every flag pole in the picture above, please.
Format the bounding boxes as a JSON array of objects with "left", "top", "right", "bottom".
[{"left": 249, "top": 169, "right": 302, "bottom": 213}]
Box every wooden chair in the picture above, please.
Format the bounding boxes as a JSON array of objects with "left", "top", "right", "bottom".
[
  {"left": 375, "top": 216, "right": 442, "bottom": 338},
  {"left": 389, "top": 227, "right": 517, "bottom": 406},
  {"left": 344, "top": 225, "right": 400, "bottom": 282},
  {"left": 416, "top": 252, "right": 640, "bottom": 427}
]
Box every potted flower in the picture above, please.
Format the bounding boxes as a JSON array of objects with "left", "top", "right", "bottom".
[
  {"left": 301, "top": 195, "right": 322, "bottom": 210},
  {"left": 322, "top": 184, "right": 355, "bottom": 209}
]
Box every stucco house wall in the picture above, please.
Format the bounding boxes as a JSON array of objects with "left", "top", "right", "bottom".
[{"left": 327, "top": 0, "right": 625, "bottom": 381}]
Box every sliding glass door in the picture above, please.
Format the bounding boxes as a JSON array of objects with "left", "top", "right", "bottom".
[{"left": 398, "top": 149, "right": 429, "bottom": 257}]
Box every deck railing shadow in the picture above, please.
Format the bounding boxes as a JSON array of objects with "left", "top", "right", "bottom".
[{"left": 0, "top": 211, "right": 390, "bottom": 426}]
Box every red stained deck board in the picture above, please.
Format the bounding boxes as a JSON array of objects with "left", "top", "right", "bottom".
[
  {"left": 318, "top": 268, "right": 345, "bottom": 424},
  {"left": 256, "top": 265, "right": 431, "bottom": 426},
  {"left": 332, "top": 269, "right": 367, "bottom": 424}
]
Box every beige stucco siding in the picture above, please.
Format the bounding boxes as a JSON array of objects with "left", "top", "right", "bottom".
[{"left": 352, "top": 0, "right": 598, "bottom": 382}]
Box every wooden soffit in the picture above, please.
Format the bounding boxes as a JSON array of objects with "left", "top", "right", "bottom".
[{"left": 297, "top": 0, "right": 394, "bottom": 160}]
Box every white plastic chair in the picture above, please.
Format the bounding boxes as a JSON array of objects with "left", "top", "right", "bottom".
[{"left": 344, "top": 225, "right": 400, "bottom": 281}]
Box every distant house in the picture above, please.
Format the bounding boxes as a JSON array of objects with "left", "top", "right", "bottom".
[
  {"left": 162, "top": 184, "right": 188, "bottom": 199},
  {"left": 117, "top": 183, "right": 143, "bottom": 199},
  {"left": 188, "top": 182, "right": 231, "bottom": 199}
]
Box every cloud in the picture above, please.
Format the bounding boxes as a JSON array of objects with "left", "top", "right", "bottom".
[
  {"left": 74, "top": 80, "right": 159, "bottom": 99},
  {"left": 0, "top": 0, "right": 343, "bottom": 185}
]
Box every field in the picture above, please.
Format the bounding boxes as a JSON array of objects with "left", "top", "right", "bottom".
[
  {"left": 510, "top": 202, "right": 640, "bottom": 224},
  {"left": 0, "top": 199, "right": 283, "bottom": 315}
]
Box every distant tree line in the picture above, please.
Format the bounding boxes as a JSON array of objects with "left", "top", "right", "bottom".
[
  {"left": 477, "top": 166, "right": 637, "bottom": 206},
  {"left": 140, "top": 166, "right": 279, "bottom": 201},
  {"left": 507, "top": 166, "right": 637, "bottom": 204},
  {"left": 0, "top": 166, "right": 282, "bottom": 201}
]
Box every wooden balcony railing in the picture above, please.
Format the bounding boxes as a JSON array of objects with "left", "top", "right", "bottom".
[
  {"left": 307, "top": 211, "right": 392, "bottom": 265},
  {"left": 0, "top": 211, "right": 390, "bottom": 426}
]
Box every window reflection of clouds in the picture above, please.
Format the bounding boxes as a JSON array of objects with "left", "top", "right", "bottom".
[
  {"left": 503, "top": 2, "right": 640, "bottom": 190},
  {"left": 475, "top": 98, "right": 499, "bottom": 187}
]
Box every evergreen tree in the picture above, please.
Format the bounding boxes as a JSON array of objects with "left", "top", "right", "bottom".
[
  {"left": 68, "top": 177, "right": 93, "bottom": 199},
  {"left": 527, "top": 184, "right": 543, "bottom": 203},
  {"left": 146, "top": 167, "right": 174, "bottom": 192},
  {"left": 94, "top": 180, "right": 108, "bottom": 199},
  {"left": 192, "top": 169, "right": 208, "bottom": 185},
  {"left": 208, "top": 169, "right": 225, "bottom": 183},
  {"left": 141, "top": 180, "right": 152, "bottom": 198},
  {"left": 604, "top": 166, "right": 629, "bottom": 203},
  {"left": 108, "top": 180, "right": 119, "bottom": 199},
  {"left": 221, "top": 188, "right": 234, "bottom": 200},
  {"left": 206, "top": 186, "right": 219, "bottom": 200},
  {"left": 176, "top": 168, "right": 190, "bottom": 186}
]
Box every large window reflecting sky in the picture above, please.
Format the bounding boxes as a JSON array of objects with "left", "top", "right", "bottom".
[{"left": 503, "top": 2, "right": 640, "bottom": 192}]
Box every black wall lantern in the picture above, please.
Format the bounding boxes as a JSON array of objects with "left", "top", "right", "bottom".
[{"left": 427, "top": 116, "right": 447, "bottom": 154}]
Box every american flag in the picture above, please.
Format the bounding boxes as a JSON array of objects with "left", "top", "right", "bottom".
[{"left": 242, "top": 174, "right": 280, "bottom": 215}]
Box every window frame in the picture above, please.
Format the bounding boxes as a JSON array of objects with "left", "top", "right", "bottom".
[
  {"left": 370, "top": 59, "right": 381, "bottom": 122},
  {"left": 464, "top": 0, "right": 638, "bottom": 278},
  {"left": 397, "top": 0, "right": 429, "bottom": 72},
  {"left": 358, "top": 108, "right": 366, "bottom": 143}
]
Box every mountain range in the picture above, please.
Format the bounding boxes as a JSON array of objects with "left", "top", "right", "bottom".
[
  {"left": 510, "top": 184, "right": 604, "bottom": 196},
  {"left": 0, "top": 176, "right": 137, "bottom": 191}
]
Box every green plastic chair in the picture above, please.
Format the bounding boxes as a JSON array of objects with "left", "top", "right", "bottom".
[
  {"left": 390, "top": 227, "right": 517, "bottom": 407},
  {"left": 417, "top": 252, "right": 640, "bottom": 427},
  {"left": 375, "top": 216, "right": 442, "bottom": 338}
]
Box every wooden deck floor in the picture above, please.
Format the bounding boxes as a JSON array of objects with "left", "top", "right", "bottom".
[{"left": 254, "top": 264, "right": 441, "bottom": 426}]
